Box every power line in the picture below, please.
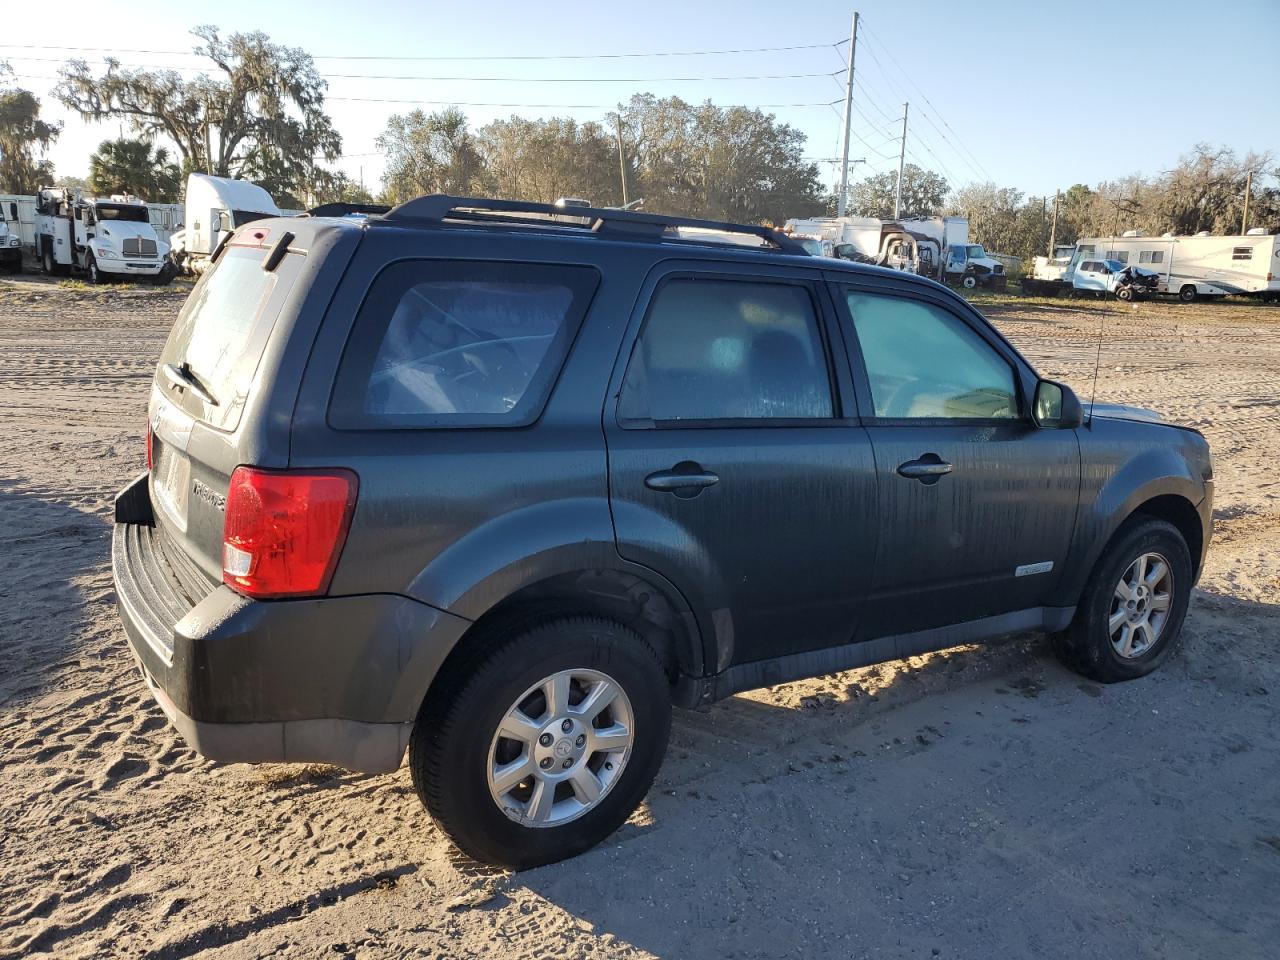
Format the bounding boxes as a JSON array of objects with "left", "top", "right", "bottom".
[
  {"left": 0, "top": 40, "right": 846, "bottom": 61},
  {"left": 4, "top": 56, "right": 841, "bottom": 83},
  {"left": 331, "top": 95, "right": 842, "bottom": 109},
  {"left": 856, "top": 24, "right": 992, "bottom": 181}
]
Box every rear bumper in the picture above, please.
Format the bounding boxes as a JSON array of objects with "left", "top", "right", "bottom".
[{"left": 111, "top": 472, "right": 471, "bottom": 773}]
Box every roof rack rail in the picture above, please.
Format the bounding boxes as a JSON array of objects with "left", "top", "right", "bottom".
[
  {"left": 382, "top": 194, "right": 809, "bottom": 255},
  {"left": 307, "top": 202, "right": 392, "bottom": 218}
]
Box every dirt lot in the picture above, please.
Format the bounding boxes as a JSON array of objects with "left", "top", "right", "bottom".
[{"left": 1, "top": 276, "right": 1278, "bottom": 959}]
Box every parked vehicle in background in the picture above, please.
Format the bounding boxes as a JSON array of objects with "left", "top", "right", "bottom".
[
  {"left": 34, "top": 189, "right": 172, "bottom": 284},
  {"left": 1072, "top": 259, "right": 1159, "bottom": 301},
  {"left": 786, "top": 215, "right": 1008, "bottom": 289},
  {"left": 168, "top": 173, "right": 280, "bottom": 275},
  {"left": 944, "top": 242, "right": 1007, "bottom": 290},
  {"left": 1072, "top": 230, "right": 1280, "bottom": 302},
  {"left": 1022, "top": 245, "right": 1079, "bottom": 296},
  {"left": 0, "top": 201, "right": 21, "bottom": 273},
  {"left": 113, "top": 195, "right": 1212, "bottom": 869}
]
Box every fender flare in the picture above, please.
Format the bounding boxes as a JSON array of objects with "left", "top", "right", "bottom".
[{"left": 1055, "top": 447, "right": 1204, "bottom": 604}]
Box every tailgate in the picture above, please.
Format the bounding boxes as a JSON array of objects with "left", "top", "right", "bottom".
[{"left": 147, "top": 229, "right": 318, "bottom": 580}]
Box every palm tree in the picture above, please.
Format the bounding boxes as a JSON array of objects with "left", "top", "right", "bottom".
[{"left": 88, "top": 139, "right": 182, "bottom": 201}]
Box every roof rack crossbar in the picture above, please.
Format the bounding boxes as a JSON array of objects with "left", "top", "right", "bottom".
[{"left": 382, "top": 194, "right": 808, "bottom": 254}]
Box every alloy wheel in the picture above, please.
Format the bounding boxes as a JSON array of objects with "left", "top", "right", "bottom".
[
  {"left": 1109, "top": 551, "right": 1174, "bottom": 658},
  {"left": 487, "top": 668, "right": 634, "bottom": 828}
]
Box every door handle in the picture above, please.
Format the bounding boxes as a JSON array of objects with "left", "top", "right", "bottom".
[
  {"left": 645, "top": 466, "right": 720, "bottom": 497},
  {"left": 897, "top": 455, "right": 953, "bottom": 484}
]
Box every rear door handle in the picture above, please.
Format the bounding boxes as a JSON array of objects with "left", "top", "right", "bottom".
[
  {"left": 897, "top": 455, "right": 953, "bottom": 484},
  {"left": 645, "top": 467, "right": 720, "bottom": 497}
]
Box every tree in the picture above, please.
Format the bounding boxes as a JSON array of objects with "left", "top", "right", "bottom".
[
  {"left": 312, "top": 172, "right": 375, "bottom": 206},
  {"left": 88, "top": 138, "right": 182, "bottom": 201},
  {"left": 377, "top": 108, "right": 489, "bottom": 203},
  {"left": 0, "top": 62, "right": 61, "bottom": 193},
  {"left": 54, "top": 26, "right": 341, "bottom": 206},
  {"left": 478, "top": 116, "right": 620, "bottom": 205},
  {"left": 610, "top": 94, "right": 825, "bottom": 223},
  {"left": 842, "top": 164, "right": 949, "bottom": 220},
  {"left": 946, "top": 183, "right": 1049, "bottom": 261}
]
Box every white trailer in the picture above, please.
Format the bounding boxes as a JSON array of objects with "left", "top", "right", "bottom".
[
  {"left": 784, "top": 215, "right": 1008, "bottom": 288},
  {"left": 1072, "top": 231, "right": 1280, "bottom": 302},
  {"left": 34, "top": 189, "right": 172, "bottom": 284},
  {"left": 169, "top": 173, "right": 280, "bottom": 275}
]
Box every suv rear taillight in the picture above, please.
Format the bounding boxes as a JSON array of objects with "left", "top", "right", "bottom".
[
  {"left": 222, "top": 467, "right": 358, "bottom": 599},
  {"left": 146, "top": 428, "right": 153, "bottom": 470}
]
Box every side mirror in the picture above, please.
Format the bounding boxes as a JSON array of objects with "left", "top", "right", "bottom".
[{"left": 1034, "top": 380, "right": 1084, "bottom": 429}]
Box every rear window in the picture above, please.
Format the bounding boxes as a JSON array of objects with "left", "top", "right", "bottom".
[
  {"left": 329, "top": 261, "right": 599, "bottom": 429},
  {"left": 158, "top": 245, "right": 294, "bottom": 430}
]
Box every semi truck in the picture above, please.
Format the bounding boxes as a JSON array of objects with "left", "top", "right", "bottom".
[
  {"left": 784, "top": 215, "right": 1007, "bottom": 289},
  {"left": 167, "top": 173, "right": 280, "bottom": 275},
  {"left": 34, "top": 189, "right": 171, "bottom": 284},
  {"left": 0, "top": 201, "right": 20, "bottom": 273}
]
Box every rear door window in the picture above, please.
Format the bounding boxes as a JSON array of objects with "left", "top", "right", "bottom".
[
  {"left": 158, "top": 244, "right": 299, "bottom": 430},
  {"left": 618, "top": 278, "right": 834, "bottom": 423},
  {"left": 329, "top": 261, "right": 598, "bottom": 429}
]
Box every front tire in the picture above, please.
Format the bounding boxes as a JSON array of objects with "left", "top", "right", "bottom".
[
  {"left": 1116, "top": 286, "right": 1134, "bottom": 302},
  {"left": 410, "top": 616, "right": 672, "bottom": 869},
  {"left": 86, "top": 253, "right": 102, "bottom": 285},
  {"left": 1179, "top": 284, "right": 1197, "bottom": 303},
  {"left": 1053, "top": 517, "right": 1193, "bottom": 683}
]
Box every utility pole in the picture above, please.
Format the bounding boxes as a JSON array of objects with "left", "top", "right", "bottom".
[
  {"left": 1049, "top": 189, "right": 1060, "bottom": 256},
  {"left": 614, "top": 114, "right": 629, "bottom": 206},
  {"left": 836, "top": 12, "right": 859, "bottom": 218},
  {"left": 1241, "top": 169, "right": 1253, "bottom": 234},
  {"left": 893, "top": 102, "right": 909, "bottom": 220}
]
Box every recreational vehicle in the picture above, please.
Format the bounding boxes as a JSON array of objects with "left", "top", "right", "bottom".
[{"left": 1071, "top": 231, "right": 1280, "bottom": 302}]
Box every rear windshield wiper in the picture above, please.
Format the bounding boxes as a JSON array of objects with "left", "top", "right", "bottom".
[{"left": 162, "top": 361, "right": 219, "bottom": 406}]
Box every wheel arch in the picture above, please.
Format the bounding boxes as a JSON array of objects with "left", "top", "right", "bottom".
[{"left": 416, "top": 565, "right": 705, "bottom": 723}]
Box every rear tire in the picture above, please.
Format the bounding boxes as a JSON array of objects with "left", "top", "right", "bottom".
[
  {"left": 409, "top": 616, "right": 672, "bottom": 869},
  {"left": 1052, "top": 518, "right": 1192, "bottom": 683},
  {"left": 1179, "top": 285, "right": 1197, "bottom": 303}
]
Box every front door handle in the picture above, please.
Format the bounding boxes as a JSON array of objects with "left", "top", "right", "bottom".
[
  {"left": 645, "top": 464, "right": 720, "bottom": 498},
  {"left": 897, "top": 455, "right": 953, "bottom": 484}
]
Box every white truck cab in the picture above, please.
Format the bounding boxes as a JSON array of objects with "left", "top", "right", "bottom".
[
  {"left": 35, "top": 189, "right": 171, "bottom": 284},
  {"left": 169, "top": 174, "right": 280, "bottom": 275}
]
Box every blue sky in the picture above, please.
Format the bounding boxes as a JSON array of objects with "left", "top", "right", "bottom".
[{"left": 5, "top": 0, "right": 1278, "bottom": 198}]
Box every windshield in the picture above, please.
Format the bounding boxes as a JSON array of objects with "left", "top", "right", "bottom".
[
  {"left": 967, "top": 245, "right": 986, "bottom": 259},
  {"left": 94, "top": 204, "right": 149, "bottom": 223},
  {"left": 1104, "top": 260, "right": 1127, "bottom": 272}
]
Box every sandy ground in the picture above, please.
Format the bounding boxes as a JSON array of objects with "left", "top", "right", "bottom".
[{"left": 1, "top": 276, "right": 1277, "bottom": 959}]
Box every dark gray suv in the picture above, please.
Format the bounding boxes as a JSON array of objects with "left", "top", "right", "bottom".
[{"left": 112, "top": 196, "right": 1213, "bottom": 867}]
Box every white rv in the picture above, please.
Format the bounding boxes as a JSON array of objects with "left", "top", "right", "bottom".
[
  {"left": 34, "top": 189, "right": 171, "bottom": 284},
  {"left": 784, "top": 215, "right": 1007, "bottom": 288},
  {"left": 1071, "top": 230, "right": 1280, "bottom": 302},
  {"left": 169, "top": 173, "right": 280, "bottom": 275}
]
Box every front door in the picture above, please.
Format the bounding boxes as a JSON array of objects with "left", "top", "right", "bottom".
[
  {"left": 605, "top": 265, "right": 878, "bottom": 669},
  {"left": 833, "top": 283, "right": 1080, "bottom": 637}
]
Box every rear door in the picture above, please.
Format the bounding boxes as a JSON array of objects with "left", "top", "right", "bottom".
[
  {"left": 605, "top": 261, "right": 878, "bottom": 669},
  {"left": 832, "top": 280, "right": 1080, "bottom": 636}
]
